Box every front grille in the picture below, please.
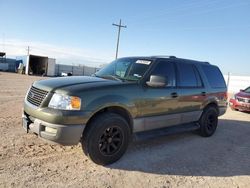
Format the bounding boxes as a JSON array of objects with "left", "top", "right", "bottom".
[
  {"left": 237, "top": 97, "right": 250, "bottom": 103},
  {"left": 27, "top": 86, "right": 48, "bottom": 107}
]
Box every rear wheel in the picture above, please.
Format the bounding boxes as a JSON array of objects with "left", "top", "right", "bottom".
[
  {"left": 81, "top": 112, "right": 130, "bottom": 165},
  {"left": 198, "top": 106, "right": 218, "bottom": 137}
]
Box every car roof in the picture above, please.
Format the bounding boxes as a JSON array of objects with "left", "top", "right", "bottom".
[{"left": 119, "top": 56, "right": 210, "bottom": 65}]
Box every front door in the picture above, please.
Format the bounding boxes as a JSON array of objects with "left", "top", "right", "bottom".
[{"left": 137, "top": 60, "right": 181, "bottom": 131}]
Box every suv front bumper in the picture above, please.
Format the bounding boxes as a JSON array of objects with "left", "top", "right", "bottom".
[{"left": 22, "top": 112, "right": 85, "bottom": 145}]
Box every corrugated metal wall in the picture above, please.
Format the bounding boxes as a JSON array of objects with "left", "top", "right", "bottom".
[
  {"left": 1, "top": 56, "right": 99, "bottom": 76},
  {"left": 224, "top": 74, "right": 250, "bottom": 93},
  {"left": 0, "top": 59, "right": 21, "bottom": 72},
  {"left": 55, "top": 64, "right": 97, "bottom": 76}
]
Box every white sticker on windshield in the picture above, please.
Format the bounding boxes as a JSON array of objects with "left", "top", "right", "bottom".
[{"left": 136, "top": 60, "right": 151, "bottom": 65}]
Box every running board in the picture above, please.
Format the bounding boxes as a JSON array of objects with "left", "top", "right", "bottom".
[{"left": 133, "top": 122, "right": 200, "bottom": 141}]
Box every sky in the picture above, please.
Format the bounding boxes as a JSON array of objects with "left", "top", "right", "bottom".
[{"left": 0, "top": 0, "right": 250, "bottom": 75}]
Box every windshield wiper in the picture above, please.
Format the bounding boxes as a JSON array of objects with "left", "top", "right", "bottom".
[{"left": 97, "top": 74, "right": 124, "bottom": 81}]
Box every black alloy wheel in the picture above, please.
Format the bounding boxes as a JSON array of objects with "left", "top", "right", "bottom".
[
  {"left": 99, "top": 126, "right": 123, "bottom": 156},
  {"left": 199, "top": 106, "right": 218, "bottom": 137},
  {"left": 81, "top": 112, "right": 130, "bottom": 165},
  {"left": 206, "top": 112, "right": 217, "bottom": 132}
]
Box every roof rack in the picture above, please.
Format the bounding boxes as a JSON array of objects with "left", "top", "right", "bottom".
[
  {"left": 150, "top": 55, "right": 176, "bottom": 59},
  {"left": 149, "top": 56, "right": 210, "bottom": 65}
]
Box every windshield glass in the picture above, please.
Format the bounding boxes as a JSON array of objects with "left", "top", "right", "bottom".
[
  {"left": 95, "top": 57, "right": 152, "bottom": 81},
  {"left": 244, "top": 87, "right": 250, "bottom": 93}
]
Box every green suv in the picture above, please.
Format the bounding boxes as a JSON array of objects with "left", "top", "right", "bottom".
[{"left": 22, "top": 56, "right": 227, "bottom": 165}]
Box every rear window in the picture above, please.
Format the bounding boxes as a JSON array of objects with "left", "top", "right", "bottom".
[{"left": 202, "top": 65, "right": 226, "bottom": 88}]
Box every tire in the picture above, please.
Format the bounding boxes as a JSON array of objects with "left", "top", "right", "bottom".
[
  {"left": 81, "top": 112, "right": 130, "bottom": 165},
  {"left": 198, "top": 106, "right": 218, "bottom": 137}
]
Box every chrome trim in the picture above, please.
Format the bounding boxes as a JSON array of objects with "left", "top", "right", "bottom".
[
  {"left": 236, "top": 97, "right": 250, "bottom": 103},
  {"left": 133, "top": 111, "right": 202, "bottom": 132}
]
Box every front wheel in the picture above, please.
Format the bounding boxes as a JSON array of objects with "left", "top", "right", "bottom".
[
  {"left": 198, "top": 106, "right": 218, "bottom": 137},
  {"left": 81, "top": 113, "right": 130, "bottom": 165}
]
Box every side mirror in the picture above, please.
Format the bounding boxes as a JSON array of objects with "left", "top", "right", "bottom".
[
  {"left": 146, "top": 75, "right": 167, "bottom": 88},
  {"left": 240, "top": 89, "right": 244, "bottom": 92}
]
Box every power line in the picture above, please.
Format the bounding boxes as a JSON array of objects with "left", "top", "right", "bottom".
[
  {"left": 126, "top": 0, "right": 249, "bottom": 27},
  {"left": 112, "top": 19, "right": 127, "bottom": 59}
]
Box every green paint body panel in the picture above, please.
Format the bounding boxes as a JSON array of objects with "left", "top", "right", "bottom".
[{"left": 23, "top": 56, "right": 228, "bottom": 145}]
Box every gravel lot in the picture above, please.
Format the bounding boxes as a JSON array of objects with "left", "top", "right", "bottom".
[{"left": 0, "top": 72, "right": 250, "bottom": 188}]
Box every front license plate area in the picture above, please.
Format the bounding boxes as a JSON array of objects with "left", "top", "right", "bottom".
[{"left": 242, "top": 104, "right": 250, "bottom": 108}]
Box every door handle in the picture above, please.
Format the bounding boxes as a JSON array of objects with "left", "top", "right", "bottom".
[
  {"left": 201, "top": 92, "right": 206, "bottom": 96},
  {"left": 171, "top": 92, "right": 178, "bottom": 98}
]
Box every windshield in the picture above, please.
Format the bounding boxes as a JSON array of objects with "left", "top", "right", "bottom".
[
  {"left": 95, "top": 57, "right": 152, "bottom": 81},
  {"left": 244, "top": 87, "right": 250, "bottom": 93}
]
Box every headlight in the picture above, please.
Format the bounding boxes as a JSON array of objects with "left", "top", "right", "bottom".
[{"left": 48, "top": 93, "right": 81, "bottom": 110}]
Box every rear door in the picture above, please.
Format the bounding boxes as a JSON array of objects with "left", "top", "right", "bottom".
[{"left": 175, "top": 61, "right": 206, "bottom": 123}]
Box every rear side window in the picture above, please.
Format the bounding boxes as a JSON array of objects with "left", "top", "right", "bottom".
[
  {"left": 202, "top": 65, "right": 226, "bottom": 88},
  {"left": 177, "top": 62, "right": 202, "bottom": 87}
]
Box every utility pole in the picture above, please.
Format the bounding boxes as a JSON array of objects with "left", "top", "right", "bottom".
[
  {"left": 27, "top": 46, "right": 30, "bottom": 56},
  {"left": 112, "top": 19, "right": 127, "bottom": 59},
  {"left": 227, "top": 72, "right": 230, "bottom": 90},
  {"left": 25, "top": 46, "right": 31, "bottom": 75},
  {"left": 2, "top": 33, "right": 5, "bottom": 52}
]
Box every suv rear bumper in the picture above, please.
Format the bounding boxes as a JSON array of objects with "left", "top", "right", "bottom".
[{"left": 22, "top": 112, "right": 85, "bottom": 145}]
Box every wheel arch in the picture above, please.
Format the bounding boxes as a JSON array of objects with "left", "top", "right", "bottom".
[
  {"left": 203, "top": 102, "right": 219, "bottom": 115},
  {"left": 84, "top": 106, "right": 134, "bottom": 134}
]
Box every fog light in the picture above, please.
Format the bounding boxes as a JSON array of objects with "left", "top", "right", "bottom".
[{"left": 45, "top": 127, "right": 57, "bottom": 134}]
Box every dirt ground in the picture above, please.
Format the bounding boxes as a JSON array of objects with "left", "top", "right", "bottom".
[{"left": 0, "top": 72, "right": 250, "bottom": 188}]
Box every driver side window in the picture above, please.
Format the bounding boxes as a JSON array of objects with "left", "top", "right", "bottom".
[{"left": 149, "top": 61, "right": 176, "bottom": 87}]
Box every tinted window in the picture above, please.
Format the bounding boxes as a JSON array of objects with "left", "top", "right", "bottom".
[
  {"left": 193, "top": 66, "right": 203, "bottom": 87},
  {"left": 202, "top": 65, "right": 226, "bottom": 88},
  {"left": 96, "top": 58, "right": 151, "bottom": 81},
  {"left": 177, "top": 62, "right": 201, "bottom": 87},
  {"left": 244, "top": 87, "right": 250, "bottom": 93},
  {"left": 149, "top": 61, "right": 175, "bottom": 87}
]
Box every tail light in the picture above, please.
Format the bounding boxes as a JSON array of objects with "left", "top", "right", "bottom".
[{"left": 223, "top": 92, "right": 228, "bottom": 101}]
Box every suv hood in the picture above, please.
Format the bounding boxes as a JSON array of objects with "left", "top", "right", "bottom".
[{"left": 33, "top": 76, "right": 116, "bottom": 92}]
